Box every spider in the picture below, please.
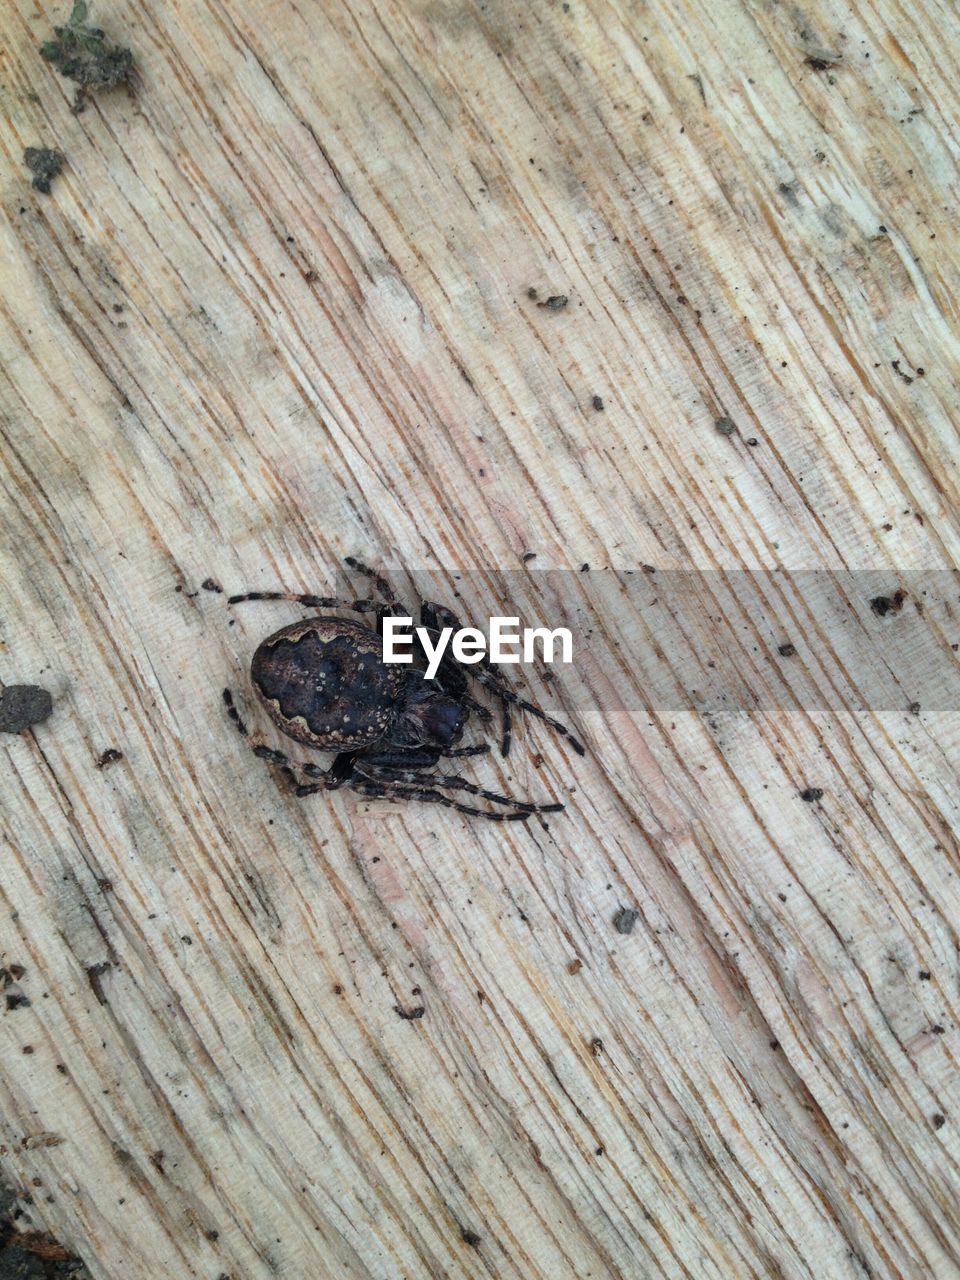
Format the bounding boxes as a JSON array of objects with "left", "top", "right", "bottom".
[{"left": 222, "top": 558, "right": 584, "bottom": 822}]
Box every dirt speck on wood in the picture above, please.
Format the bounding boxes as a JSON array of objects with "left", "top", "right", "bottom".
[
  {"left": 613, "top": 906, "right": 639, "bottom": 935},
  {"left": 22, "top": 149, "right": 65, "bottom": 194},
  {"left": 394, "top": 1004, "right": 425, "bottom": 1021},
  {"left": 40, "top": 0, "right": 134, "bottom": 113},
  {"left": 0, "top": 687, "right": 53, "bottom": 734}
]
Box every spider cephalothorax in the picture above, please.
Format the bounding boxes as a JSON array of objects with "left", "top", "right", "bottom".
[{"left": 223, "top": 559, "right": 584, "bottom": 822}]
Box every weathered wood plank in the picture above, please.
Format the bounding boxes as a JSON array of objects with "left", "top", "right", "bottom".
[{"left": 1, "top": 0, "right": 958, "bottom": 1276}]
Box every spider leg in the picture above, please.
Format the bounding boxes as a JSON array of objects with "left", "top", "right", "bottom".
[
  {"left": 227, "top": 591, "right": 381, "bottom": 615},
  {"left": 442, "top": 743, "right": 490, "bottom": 758},
  {"left": 222, "top": 689, "right": 345, "bottom": 783},
  {"left": 459, "top": 666, "right": 585, "bottom": 756},
  {"left": 344, "top": 558, "right": 406, "bottom": 610},
  {"left": 346, "top": 777, "right": 530, "bottom": 822},
  {"left": 356, "top": 761, "right": 562, "bottom": 813}
]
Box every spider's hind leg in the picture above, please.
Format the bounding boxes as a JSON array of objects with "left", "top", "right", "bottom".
[
  {"left": 348, "top": 776, "right": 531, "bottom": 822},
  {"left": 222, "top": 688, "right": 345, "bottom": 791}
]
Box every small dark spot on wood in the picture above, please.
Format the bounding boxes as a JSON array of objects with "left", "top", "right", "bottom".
[
  {"left": 0, "top": 685, "right": 53, "bottom": 734},
  {"left": 870, "top": 590, "right": 905, "bottom": 617},
  {"left": 149, "top": 1150, "right": 165, "bottom": 1173},
  {"left": 538, "top": 294, "right": 568, "bottom": 311},
  {"left": 800, "top": 787, "right": 823, "bottom": 803},
  {"left": 394, "top": 1004, "right": 425, "bottom": 1021},
  {"left": 592, "top": 395, "right": 604, "bottom": 411},
  {"left": 522, "top": 552, "right": 537, "bottom": 562},
  {"left": 23, "top": 147, "right": 65, "bottom": 194},
  {"left": 778, "top": 643, "right": 796, "bottom": 657},
  {"left": 460, "top": 1229, "right": 482, "bottom": 1248},
  {"left": 96, "top": 748, "right": 123, "bottom": 768},
  {"left": 567, "top": 957, "right": 583, "bottom": 975},
  {"left": 933, "top": 1112, "right": 946, "bottom": 1129},
  {"left": 589, "top": 1036, "right": 604, "bottom": 1056},
  {"left": 613, "top": 906, "right": 639, "bottom": 934},
  {"left": 201, "top": 578, "right": 223, "bottom": 593},
  {"left": 919, "top": 970, "right": 931, "bottom": 980},
  {"left": 715, "top": 416, "right": 737, "bottom": 436},
  {"left": 86, "top": 961, "right": 112, "bottom": 1006},
  {"left": 805, "top": 52, "right": 841, "bottom": 71}
]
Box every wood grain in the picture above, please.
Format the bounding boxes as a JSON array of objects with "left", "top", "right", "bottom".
[{"left": 1, "top": 0, "right": 959, "bottom": 1275}]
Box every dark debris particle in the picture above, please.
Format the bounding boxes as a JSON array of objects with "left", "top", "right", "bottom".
[
  {"left": 870, "top": 590, "right": 906, "bottom": 617},
  {"left": 201, "top": 578, "right": 223, "bottom": 593},
  {"left": 23, "top": 148, "right": 65, "bottom": 194},
  {"left": 714, "top": 416, "right": 737, "bottom": 436},
  {"left": 460, "top": 1230, "right": 482, "bottom": 1249},
  {"left": 919, "top": 970, "right": 932, "bottom": 981},
  {"left": 96, "top": 748, "right": 123, "bottom": 769},
  {"left": 521, "top": 552, "right": 537, "bottom": 563},
  {"left": 85, "top": 962, "right": 111, "bottom": 1006},
  {"left": 800, "top": 787, "right": 823, "bottom": 803},
  {"left": 538, "top": 294, "right": 568, "bottom": 311},
  {"left": 933, "top": 1113, "right": 946, "bottom": 1129},
  {"left": 1, "top": 1181, "right": 90, "bottom": 1277},
  {"left": 394, "top": 1004, "right": 425, "bottom": 1021},
  {"left": 0, "top": 686, "right": 53, "bottom": 734},
  {"left": 777, "top": 642, "right": 796, "bottom": 657},
  {"left": 805, "top": 53, "right": 841, "bottom": 71},
  {"left": 40, "top": 0, "right": 134, "bottom": 114},
  {"left": 592, "top": 394, "right": 604, "bottom": 411},
  {"left": 613, "top": 906, "right": 639, "bottom": 935},
  {"left": 2, "top": 964, "right": 31, "bottom": 1011}
]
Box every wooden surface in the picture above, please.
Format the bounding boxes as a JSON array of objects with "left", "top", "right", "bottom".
[{"left": 1, "top": 0, "right": 958, "bottom": 1276}]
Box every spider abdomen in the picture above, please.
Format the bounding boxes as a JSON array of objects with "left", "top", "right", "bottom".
[{"left": 251, "top": 617, "right": 405, "bottom": 750}]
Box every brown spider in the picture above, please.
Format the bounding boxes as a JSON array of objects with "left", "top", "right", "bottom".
[{"left": 223, "top": 559, "right": 583, "bottom": 821}]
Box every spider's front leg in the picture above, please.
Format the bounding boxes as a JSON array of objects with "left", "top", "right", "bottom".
[{"left": 226, "top": 590, "right": 381, "bottom": 617}]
